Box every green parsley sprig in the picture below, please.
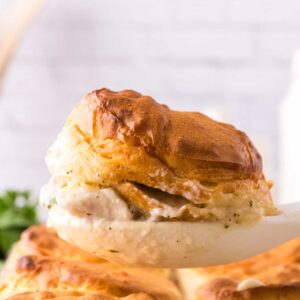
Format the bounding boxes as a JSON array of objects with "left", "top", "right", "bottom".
[{"left": 0, "top": 190, "right": 38, "bottom": 259}]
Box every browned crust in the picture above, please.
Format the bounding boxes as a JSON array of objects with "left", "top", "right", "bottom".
[
  {"left": 0, "top": 226, "right": 179, "bottom": 300},
  {"left": 72, "top": 88, "right": 262, "bottom": 182},
  {"left": 2, "top": 226, "right": 103, "bottom": 274},
  {"left": 47, "top": 88, "right": 275, "bottom": 214},
  {"left": 197, "top": 278, "right": 300, "bottom": 300},
  {"left": 5, "top": 255, "right": 178, "bottom": 299},
  {"left": 6, "top": 291, "right": 153, "bottom": 300},
  {"left": 178, "top": 237, "right": 300, "bottom": 299},
  {"left": 18, "top": 225, "right": 103, "bottom": 262},
  {"left": 194, "top": 237, "right": 300, "bottom": 284}
]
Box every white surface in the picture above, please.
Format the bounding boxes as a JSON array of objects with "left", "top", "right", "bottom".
[
  {"left": 280, "top": 51, "right": 300, "bottom": 204},
  {"left": 0, "top": 0, "right": 299, "bottom": 195},
  {"left": 48, "top": 202, "right": 300, "bottom": 268}
]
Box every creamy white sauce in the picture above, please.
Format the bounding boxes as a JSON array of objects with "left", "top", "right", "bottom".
[
  {"left": 157, "top": 180, "right": 210, "bottom": 203},
  {"left": 148, "top": 168, "right": 168, "bottom": 177},
  {"left": 157, "top": 182, "right": 178, "bottom": 195},
  {"left": 41, "top": 179, "right": 201, "bottom": 222},
  {"left": 40, "top": 180, "right": 132, "bottom": 221},
  {"left": 40, "top": 179, "right": 228, "bottom": 223},
  {"left": 149, "top": 206, "right": 187, "bottom": 221},
  {"left": 41, "top": 172, "right": 262, "bottom": 225},
  {"left": 237, "top": 278, "right": 265, "bottom": 291}
]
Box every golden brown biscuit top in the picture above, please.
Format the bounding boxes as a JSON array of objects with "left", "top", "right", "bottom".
[
  {"left": 45, "top": 88, "right": 275, "bottom": 223},
  {"left": 18, "top": 225, "right": 103, "bottom": 263},
  {"left": 177, "top": 237, "right": 300, "bottom": 299},
  {"left": 1, "top": 255, "right": 179, "bottom": 300},
  {"left": 6, "top": 291, "right": 153, "bottom": 300},
  {"left": 197, "top": 278, "right": 300, "bottom": 300},
  {"left": 0, "top": 226, "right": 177, "bottom": 300},
  {"left": 2, "top": 225, "right": 103, "bottom": 274},
  {"left": 5, "top": 226, "right": 170, "bottom": 278},
  {"left": 71, "top": 88, "right": 262, "bottom": 183},
  {"left": 195, "top": 237, "right": 300, "bottom": 284}
]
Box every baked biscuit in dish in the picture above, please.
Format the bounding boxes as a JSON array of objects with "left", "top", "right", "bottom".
[
  {"left": 0, "top": 255, "right": 179, "bottom": 300},
  {"left": 0, "top": 226, "right": 179, "bottom": 300},
  {"left": 6, "top": 291, "right": 154, "bottom": 300},
  {"left": 2, "top": 225, "right": 169, "bottom": 277},
  {"left": 41, "top": 88, "right": 277, "bottom": 266},
  {"left": 177, "top": 237, "right": 300, "bottom": 300},
  {"left": 3, "top": 225, "right": 103, "bottom": 272},
  {"left": 197, "top": 279, "right": 300, "bottom": 300}
]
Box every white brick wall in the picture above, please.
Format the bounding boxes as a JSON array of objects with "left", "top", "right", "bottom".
[{"left": 0, "top": 0, "right": 298, "bottom": 201}]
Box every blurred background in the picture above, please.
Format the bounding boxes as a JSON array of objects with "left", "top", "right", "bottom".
[{"left": 0, "top": 0, "right": 300, "bottom": 205}]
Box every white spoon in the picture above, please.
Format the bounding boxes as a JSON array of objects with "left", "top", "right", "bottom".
[
  {"left": 49, "top": 202, "right": 300, "bottom": 268},
  {"left": 185, "top": 202, "right": 300, "bottom": 267}
]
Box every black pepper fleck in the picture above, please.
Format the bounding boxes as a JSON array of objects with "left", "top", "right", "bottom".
[{"left": 108, "top": 249, "right": 119, "bottom": 253}]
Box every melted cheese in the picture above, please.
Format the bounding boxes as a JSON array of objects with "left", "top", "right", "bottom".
[{"left": 237, "top": 278, "right": 265, "bottom": 291}]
